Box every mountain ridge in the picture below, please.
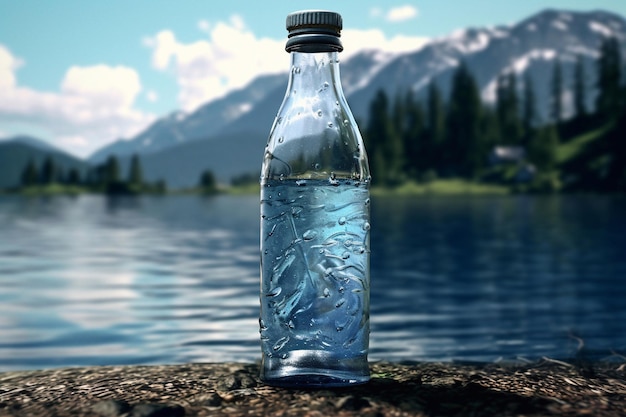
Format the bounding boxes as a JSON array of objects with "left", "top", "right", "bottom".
[{"left": 2, "top": 8, "right": 625, "bottom": 189}]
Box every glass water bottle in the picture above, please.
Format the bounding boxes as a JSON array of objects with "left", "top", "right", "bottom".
[{"left": 259, "top": 10, "right": 371, "bottom": 387}]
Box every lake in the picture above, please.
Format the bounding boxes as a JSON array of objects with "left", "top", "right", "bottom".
[{"left": 0, "top": 193, "right": 625, "bottom": 371}]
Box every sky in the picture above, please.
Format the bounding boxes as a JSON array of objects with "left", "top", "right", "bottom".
[{"left": 1, "top": 0, "right": 625, "bottom": 158}]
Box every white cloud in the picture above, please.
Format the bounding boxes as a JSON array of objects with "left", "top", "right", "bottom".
[
  {"left": 145, "top": 15, "right": 428, "bottom": 112},
  {"left": 386, "top": 5, "right": 419, "bottom": 22},
  {"left": 0, "top": 44, "right": 155, "bottom": 157},
  {"left": 146, "top": 90, "right": 158, "bottom": 102},
  {"left": 145, "top": 16, "right": 285, "bottom": 111},
  {"left": 369, "top": 7, "right": 383, "bottom": 18},
  {"left": 197, "top": 19, "right": 211, "bottom": 35},
  {"left": 0, "top": 44, "right": 22, "bottom": 89},
  {"left": 342, "top": 29, "right": 429, "bottom": 56}
]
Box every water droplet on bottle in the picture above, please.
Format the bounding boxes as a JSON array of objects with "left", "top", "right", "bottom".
[
  {"left": 266, "top": 287, "right": 282, "bottom": 297},
  {"left": 338, "top": 216, "right": 346, "bottom": 225},
  {"left": 277, "top": 116, "right": 283, "bottom": 124},
  {"left": 295, "top": 179, "right": 306, "bottom": 186},
  {"left": 343, "top": 119, "right": 349, "bottom": 125},
  {"left": 327, "top": 122, "right": 333, "bottom": 128},
  {"left": 278, "top": 136, "right": 284, "bottom": 143},
  {"left": 302, "top": 230, "right": 317, "bottom": 241},
  {"left": 259, "top": 318, "right": 268, "bottom": 330},
  {"left": 287, "top": 320, "right": 295, "bottom": 329},
  {"left": 341, "top": 251, "right": 350, "bottom": 260},
  {"left": 323, "top": 287, "right": 330, "bottom": 297},
  {"left": 273, "top": 336, "right": 289, "bottom": 351},
  {"left": 362, "top": 221, "right": 371, "bottom": 231},
  {"left": 314, "top": 163, "right": 321, "bottom": 170},
  {"left": 264, "top": 249, "right": 269, "bottom": 255},
  {"left": 280, "top": 353, "right": 289, "bottom": 359},
  {"left": 365, "top": 198, "right": 370, "bottom": 206},
  {"left": 317, "top": 110, "right": 323, "bottom": 117},
  {"left": 343, "top": 337, "right": 356, "bottom": 348},
  {"left": 279, "top": 174, "right": 285, "bottom": 181},
  {"left": 335, "top": 298, "right": 346, "bottom": 308},
  {"left": 335, "top": 100, "right": 339, "bottom": 106}
]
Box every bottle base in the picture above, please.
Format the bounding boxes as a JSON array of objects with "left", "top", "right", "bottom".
[{"left": 260, "top": 350, "right": 370, "bottom": 388}]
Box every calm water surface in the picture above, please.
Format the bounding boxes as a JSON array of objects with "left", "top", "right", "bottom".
[{"left": 0, "top": 194, "right": 625, "bottom": 371}]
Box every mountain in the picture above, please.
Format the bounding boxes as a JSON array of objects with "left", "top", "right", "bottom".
[
  {"left": 7, "top": 9, "right": 625, "bottom": 189},
  {"left": 88, "top": 73, "right": 286, "bottom": 164},
  {"left": 0, "top": 139, "right": 90, "bottom": 189},
  {"left": 0, "top": 135, "right": 61, "bottom": 153},
  {"left": 346, "top": 9, "right": 626, "bottom": 123}
]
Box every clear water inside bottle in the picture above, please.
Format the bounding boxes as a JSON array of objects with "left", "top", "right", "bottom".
[{"left": 260, "top": 178, "right": 370, "bottom": 386}]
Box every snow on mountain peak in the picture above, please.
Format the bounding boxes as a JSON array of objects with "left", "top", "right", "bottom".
[
  {"left": 439, "top": 28, "right": 495, "bottom": 55},
  {"left": 481, "top": 49, "right": 557, "bottom": 103},
  {"left": 589, "top": 20, "right": 615, "bottom": 37},
  {"left": 552, "top": 20, "right": 568, "bottom": 31}
]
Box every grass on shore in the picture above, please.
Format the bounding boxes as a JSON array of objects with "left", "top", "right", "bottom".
[
  {"left": 3, "top": 180, "right": 511, "bottom": 197},
  {"left": 371, "top": 179, "right": 510, "bottom": 196}
]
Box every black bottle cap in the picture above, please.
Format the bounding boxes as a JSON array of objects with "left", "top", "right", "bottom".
[{"left": 285, "top": 10, "right": 343, "bottom": 53}]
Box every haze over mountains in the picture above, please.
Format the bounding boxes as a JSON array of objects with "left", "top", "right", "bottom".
[{"left": 2, "top": 8, "right": 625, "bottom": 189}]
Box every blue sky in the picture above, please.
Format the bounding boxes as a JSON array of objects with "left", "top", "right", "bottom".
[{"left": 1, "top": 0, "right": 625, "bottom": 157}]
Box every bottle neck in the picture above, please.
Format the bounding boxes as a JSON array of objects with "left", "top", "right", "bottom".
[{"left": 286, "top": 51, "right": 344, "bottom": 98}]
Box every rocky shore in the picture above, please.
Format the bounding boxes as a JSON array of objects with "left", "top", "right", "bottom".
[{"left": 1, "top": 360, "right": 625, "bottom": 416}]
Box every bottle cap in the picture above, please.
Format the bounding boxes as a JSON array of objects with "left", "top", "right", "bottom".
[{"left": 285, "top": 10, "right": 343, "bottom": 53}]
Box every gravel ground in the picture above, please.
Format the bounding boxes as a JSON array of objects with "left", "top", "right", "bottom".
[{"left": 1, "top": 360, "right": 625, "bottom": 416}]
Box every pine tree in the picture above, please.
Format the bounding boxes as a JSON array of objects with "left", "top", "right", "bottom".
[
  {"left": 522, "top": 72, "right": 537, "bottom": 145},
  {"left": 402, "top": 90, "right": 426, "bottom": 179},
  {"left": 573, "top": 54, "right": 588, "bottom": 119},
  {"left": 20, "top": 159, "right": 38, "bottom": 187},
  {"left": 105, "top": 155, "right": 120, "bottom": 184},
  {"left": 388, "top": 92, "right": 406, "bottom": 183},
  {"left": 496, "top": 72, "right": 522, "bottom": 145},
  {"left": 41, "top": 156, "right": 56, "bottom": 184},
  {"left": 199, "top": 169, "right": 217, "bottom": 192},
  {"left": 596, "top": 37, "right": 622, "bottom": 121},
  {"left": 551, "top": 59, "right": 563, "bottom": 124},
  {"left": 67, "top": 168, "right": 81, "bottom": 185},
  {"left": 496, "top": 74, "right": 508, "bottom": 140},
  {"left": 528, "top": 125, "right": 559, "bottom": 172},
  {"left": 365, "top": 89, "right": 403, "bottom": 185},
  {"left": 445, "top": 61, "right": 484, "bottom": 178},
  {"left": 128, "top": 154, "right": 144, "bottom": 186},
  {"left": 426, "top": 81, "right": 445, "bottom": 174}
]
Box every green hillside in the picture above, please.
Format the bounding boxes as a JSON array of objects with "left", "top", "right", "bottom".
[
  {"left": 556, "top": 125, "right": 610, "bottom": 165},
  {"left": 0, "top": 141, "right": 89, "bottom": 189}
]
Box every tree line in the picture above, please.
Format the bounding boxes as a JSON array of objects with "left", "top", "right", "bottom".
[
  {"left": 362, "top": 36, "right": 626, "bottom": 192},
  {"left": 19, "top": 154, "right": 166, "bottom": 194},
  {"left": 18, "top": 153, "right": 220, "bottom": 194}
]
